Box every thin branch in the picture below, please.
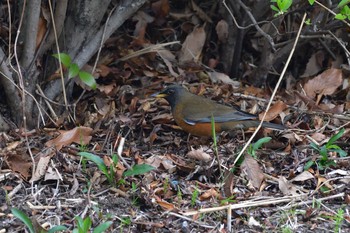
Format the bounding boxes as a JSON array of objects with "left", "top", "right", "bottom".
[{"left": 233, "top": 13, "right": 307, "bottom": 167}]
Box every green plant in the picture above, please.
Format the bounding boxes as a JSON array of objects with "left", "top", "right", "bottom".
[
  {"left": 53, "top": 53, "right": 97, "bottom": 89},
  {"left": 333, "top": 208, "right": 344, "bottom": 232},
  {"left": 247, "top": 137, "right": 272, "bottom": 158},
  {"left": 78, "top": 152, "right": 117, "bottom": 186},
  {"left": 335, "top": 0, "right": 350, "bottom": 20},
  {"left": 191, "top": 186, "right": 199, "bottom": 207},
  {"left": 270, "top": 0, "right": 293, "bottom": 17},
  {"left": 177, "top": 187, "right": 183, "bottom": 204},
  {"left": 11, "top": 208, "right": 67, "bottom": 233},
  {"left": 123, "top": 164, "right": 155, "bottom": 177},
  {"left": 163, "top": 177, "right": 170, "bottom": 194},
  {"left": 73, "top": 216, "right": 112, "bottom": 233},
  {"left": 211, "top": 115, "right": 223, "bottom": 176},
  {"left": 78, "top": 152, "right": 155, "bottom": 186},
  {"left": 119, "top": 217, "right": 131, "bottom": 233},
  {"left": 305, "top": 128, "right": 347, "bottom": 170},
  {"left": 220, "top": 195, "right": 236, "bottom": 205},
  {"left": 281, "top": 226, "right": 293, "bottom": 233}
]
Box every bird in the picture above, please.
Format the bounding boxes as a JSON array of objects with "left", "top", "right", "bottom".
[{"left": 151, "top": 84, "right": 285, "bottom": 137}]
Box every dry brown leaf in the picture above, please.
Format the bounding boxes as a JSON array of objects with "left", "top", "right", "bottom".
[
  {"left": 45, "top": 126, "right": 93, "bottom": 150},
  {"left": 259, "top": 101, "right": 287, "bottom": 121},
  {"left": 199, "top": 188, "right": 219, "bottom": 201},
  {"left": 30, "top": 148, "right": 55, "bottom": 182},
  {"left": 155, "top": 195, "right": 176, "bottom": 211},
  {"left": 44, "top": 165, "right": 63, "bottom": 181},
  {"left": 278, "top": 176, "right": 299, "bottom": 196},
  {"left": 300, "top": 51, "right": 324, "bottom": 78},
  {"left": 291, "top": 171, "right": 315, "bottom": 182},
  {"left": 311, "top": 132, "right": 326, "bottom": 142},
  {"left": 151, "top": 113, "right": 173, "bottom": 124},
  {"left": 5, "top": 152, "right": 32, "bottom": 180},
  {"left": 215, "top": 19, "right": 229, "bottom": 43},
  {"left": 208, "top": 71, "right": 240, "bottom": 88},
  {"left": 303, "top": 68, "right": 343, "bottom": 99},
  {"left": 145, "top": 155, "right": 176, "bottom": 173},
  {"left": 241, "top": 154, "right": 264, "bottom": 189},
  {"left": 191, "top": 0, "right": 212, "bottom": 23},
  {"left": 186, "top": 148, "right": 212, "bottom": 162},
  {"left": 179, "top": 26, "right": 206, "bottom": 64}
]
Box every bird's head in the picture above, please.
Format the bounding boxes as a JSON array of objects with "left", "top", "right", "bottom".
[{"left": 151, "top": 85, "right": 187, "bottom": 109}]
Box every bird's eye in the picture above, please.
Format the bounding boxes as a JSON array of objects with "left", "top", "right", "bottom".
[{"left": 168, "top": 89, "right": 175, "bottom": 95}]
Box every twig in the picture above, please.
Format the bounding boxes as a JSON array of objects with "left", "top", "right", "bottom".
[
  {"left": 314, "top": 0, "right": 350, "bottom": 28},
  {"left": 182, "top": 193, "right": 309, "bottom": 216},
  {"left": 232, "top": 13, "right": 307, "bottom": 167},
  {"left": 237, "top": 0, "right": 276, "bottom": 51},
  {"left": 48, "top": 0, "right": 68, "bottom": 110}
]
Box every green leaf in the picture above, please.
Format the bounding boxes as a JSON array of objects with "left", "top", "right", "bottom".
[
  {"left": 333, "top": 148, "right": 347, "bottom": 157},
  {"left": 78, "top": 71, "right": 97, "bottom": 89},
  {"left": 123, "top": 164, "right": 155, "bottom": 177},
  {"left": 82, "top": 217, "right": 92, "bottom": 232},
  {"left": 47, "top": 226, "right": 68, "bottom": 233},
  {"left": 11, "top": 208, "right": 35, "bottom": 233},
  {"left": 338, "top": 0, "right": 350, "bottom": 9},
  {"left": 327, "top": 144, "right": 341, "bottom": 150},
  {"left": 270, "top": 4, "right": 280, "bottom": 12},
  {"left": 304, "top": 160, "right": 314, "bottom": 170},
  {"left": 68, "top": 63, "right": 80, "bottom": 79},
  {"left": 92, "top": 221, "right": 113, "bottom": 233},
  {"left": 78, "top": 152, "right": 108, "bottom": 176},
  {"left": 278, "top": 0, "right": 292, "bottom": 11},
  {"left": 327, "top": 128, "right": 345, "bottom": 147},
  {"left": 112, "top": 154, "right": 118, "bottom": 164},
  {"left": 319, "top": 146, "right": 328, "bottom": 158},
  {"left": 308, "top": 0, "right": 315, "bottom": 5},
  {"left": 52, "top": 53, "right": 71, "bottom": 67},
  {"left": 309, "top": 141, "right": 320, "bottom": 151},
  {"left": 252, "top": 137, "right": 272, "bottom": 151},
  {"left": 335, "top": 13, "right": 347, "bottom": 20}
]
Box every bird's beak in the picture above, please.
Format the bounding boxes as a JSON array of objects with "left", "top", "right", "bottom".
[{"left": 151, "top": 91, "right": 167, "bottom": 98}]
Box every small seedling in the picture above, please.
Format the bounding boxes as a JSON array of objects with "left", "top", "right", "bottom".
[
  {"left": 53, "top": 53, "right": 97, "bottom": 89},
  {"left": 177, "top": 187, "right": 183, "bottom": 204},
  {"left": 73, "top": 216, "right": 112, "bottom": 233},
  {"left": 305, "top": 128, "right": 347, "bottom": 170},
  {"left": 78, "top": 152, "right": 117, "bottom": 186},
  {"left": 190, "top": 186, "right": 200, "bottom": 207},
  {"left": 11, "top": 208, "right": 67, "bottom": 233},
  {"left": 247, "top": 137, "right": 272, "bottom": 159},
  {"left": 211, "top": 115, "right": 222, "bottom": 175},
  {"left": 119, "top": 217, "right": 131, "bottom": 233},
  {"left": 270, "top": 0, "right": 293, "bottom": 17},
  {"left": 78, "top": 152, "right": 155, "bottom": 186},
  {"left": 333, "top": 208, "right": 344, "bottom": 232},
  {"left": 335, "top": 0, "right": 350, "bottom": 20},
  {"left": 220, "top": 195, "right": 236, "bottom": 205}
]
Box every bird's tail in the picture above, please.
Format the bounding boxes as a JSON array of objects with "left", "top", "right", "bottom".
[{"left": 261, "top": 121, "right": 286, "bottom": 130}]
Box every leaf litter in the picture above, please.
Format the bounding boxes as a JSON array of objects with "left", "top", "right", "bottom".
[{"left": 1, "top": 1, "right": 350, "bottom": 232}]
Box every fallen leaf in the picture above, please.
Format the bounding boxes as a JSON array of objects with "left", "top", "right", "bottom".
[
  {"left": 45, "top": 126, "right": 93, "bottom": 150},
  {"left": 291, "top": 171, "right": 315, "bottom": 182},
  {"left": 215, "top": 19, "right": 228, "bottom": 43},
  {"left": 30, "top": 148, "right": 55, "bottom": 182},
  {"left": 186, "top": 148, "right": 212, "bottom": 162},
  {"left": 278, "top": 176, "right": 300, "bottom": 196},
  {"left": 208, "top": 71, "right": 240, "bottom": 88},
  {"left": 303, "top": 68, "right": 343, "bottom": 99},
  {"left": 241, "top": 154, "right": 264, "bottom": 189},
  {"left": 199, "top": 188, "right": 219, "bottom": 201},
  {"left": 259, "top": 101, "right": 287, "bottom": 121},
  {"left": 5, "top": 152, "right": 32, "bottom": 180},
  {"left": 179, "top": 26, "right": 206, "bottom": 64}
]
